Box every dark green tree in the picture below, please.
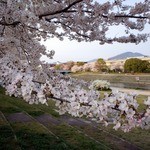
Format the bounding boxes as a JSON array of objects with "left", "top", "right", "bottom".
[
  {"left": 124, "top": 58, "right": 150, "bottom": 73},
  {"left": 95, "top": 58, "right": 108, "bottom": 72},
  {"left": 76, "top": 62, "right": 85, "bottom": 66},
  {"left": 140, "top": 60, "right": 150, "bottom": 73},
  {"left": 55, "top": 64, "right": 62, "bottom": 70}
]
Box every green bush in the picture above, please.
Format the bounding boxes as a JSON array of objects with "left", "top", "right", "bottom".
[{"left": 124, "top": 58, "right": 150, "bottom": 73}]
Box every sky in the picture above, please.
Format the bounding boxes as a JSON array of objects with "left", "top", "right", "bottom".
[{"left": 41, "top": 0, "right": 150, "bottom": 63}]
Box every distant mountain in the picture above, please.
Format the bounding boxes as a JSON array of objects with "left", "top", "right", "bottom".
[
  {"left": 108, "top": 52, "right": 147, "bottom": 60},
  {"left": 88, "top": 59, "right": 97, "bottom": 62}
]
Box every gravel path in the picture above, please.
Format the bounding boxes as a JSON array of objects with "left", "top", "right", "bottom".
[{"left": 111, "top": 87, "right": 150, "bottom": 96}]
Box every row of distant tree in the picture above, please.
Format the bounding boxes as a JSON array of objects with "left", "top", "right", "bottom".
[
  {"left": 98, "top": 58, "right": 150, "bottom": 73},
  {"left": 95, "top": 58, "right": 150, "bottom": 73},
  {"left": 54, "top": 58, "right": 150, "bottom": 73}
]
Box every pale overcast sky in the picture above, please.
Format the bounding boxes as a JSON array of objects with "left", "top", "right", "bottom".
[{"left": 41, "top": 0, "right": 150, "bottom": 63}]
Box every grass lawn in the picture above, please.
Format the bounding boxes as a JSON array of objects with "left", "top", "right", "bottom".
[
  {"left": 0, "top": 111, "right": 20, "bottom": 150},
  {"left": 0, "top": 87, "right": 110, "bottom": 150},
  {"left": 0, "top": 87, "right": 59, "bottom": 117},
  {"left": 0, "top": 87, "right": 72, "bottom": 150},
  {"left": 71, "top": 72, "right": 150, "bottom": 83},
  {"left": 0, "top": 86, "right": 150, "bottom": 149},
  {"left": 11, "top": 122, "right": 72, "bottom": 150}
]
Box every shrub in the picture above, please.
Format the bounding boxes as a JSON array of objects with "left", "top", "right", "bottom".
[{"left": 89, "top": 80, "right": 111, "bottom": 91}]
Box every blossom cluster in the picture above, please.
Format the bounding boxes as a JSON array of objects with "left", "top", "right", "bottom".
[
  {"left": 89, "top": 80, "right": 110, "bottom": 91},
  {"left": 1, "top": 56, "right": 150, "bottom": 132},
  {"left": 0, "top": 0, "right": 150, "bottom": 132},
  {"left": 71, "top": 62, "right": 99, "bottom": 72}
]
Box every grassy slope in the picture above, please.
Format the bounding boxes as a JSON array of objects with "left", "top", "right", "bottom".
[
  {"left": 0, "top": 86, "right": 150, "bottom": 149},
  {"left": 0, "top": 87, "right": 109, "bottom": 150}
]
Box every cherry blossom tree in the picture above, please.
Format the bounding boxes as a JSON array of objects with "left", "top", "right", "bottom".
[{"left": 0, "top": 0, "right": 150, "bottom": 132}]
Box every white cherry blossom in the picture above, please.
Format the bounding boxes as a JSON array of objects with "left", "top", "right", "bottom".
[{"left": 0, "top": 0, "right": 150, "bottom": 132}]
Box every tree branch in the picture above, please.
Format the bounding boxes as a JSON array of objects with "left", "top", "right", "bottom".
[
  {"left": 51, "top": 96, "right": 71, "bottom": 103},
  {"left": 0, "top": 21, "right": 21, "bottom": 27},
  {"left": 102, "top": 15, "right": 148, "bottom": 19},
  {"left": 0, "top": 0, "right": 7, "bottom": 4},
  {"left": 0, "top": 25, "right": 5, "bottom": 36},
  {"left": 26, "top": 25, "right": 49, "bottom": 34},
  {"left": 45, "top": 19, "right": 90, "bottom": 39},
  {"left": 39, "top": 0, "right": 83, "bottom": 18}
]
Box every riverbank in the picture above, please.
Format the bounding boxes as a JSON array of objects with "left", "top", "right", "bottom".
[{"left": 72, "top": 73, "right": 150, "bottom": 90}]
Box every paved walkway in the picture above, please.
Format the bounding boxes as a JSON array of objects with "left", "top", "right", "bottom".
[{"left": 111, "top": 87, "right": 150, "bottom": 96}]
